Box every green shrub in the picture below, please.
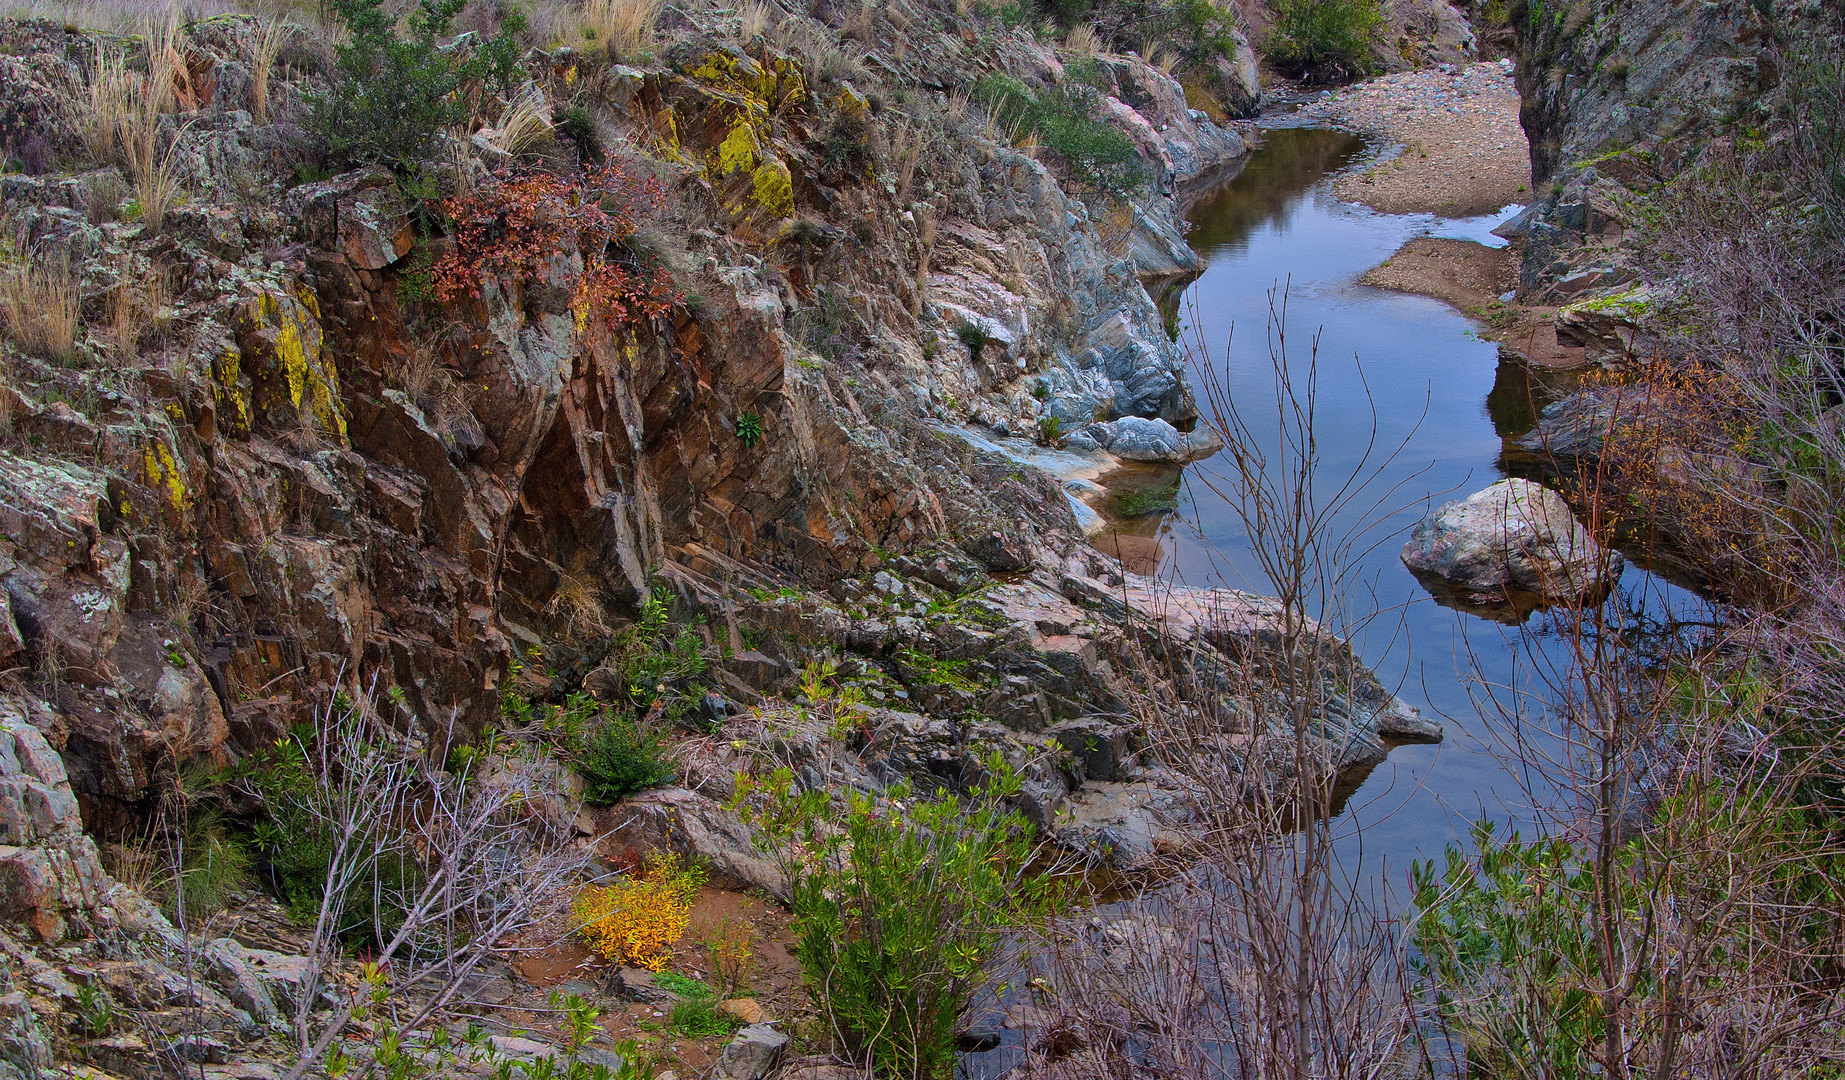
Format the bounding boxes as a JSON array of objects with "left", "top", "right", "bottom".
[
  {"left": 1412, "top": 803, "right": 1845, "bottom": 1077},
  {"left": 576, "top": 717, "right": 675, "bottom": 805},
  {"left": 309, "top": 0, "right": 526, "bottom": 169},
  {"left": 974, "top": 74, "right": 1148, "bottom": 197},
  {"left": 735, "top": 757, "right": 1062, "bottom": 1079},
  {"left": 555, "top": 105, "right": 601, "bottom": 160},
  {"left": 246, "top": 725, "right": 426, "bottom": 944},
  {"left": 606, "top": 587, "right": 713, "bottom": 724},
  {"left": 1266, "top": 0, "right": 1381, "bottom": 83}
]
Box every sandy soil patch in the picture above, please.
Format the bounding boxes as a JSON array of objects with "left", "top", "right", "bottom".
[
  {"left": 1299, "top": 60, "right": 1532, "bottom": 217},
  {"left": 1361, "top": 238, "right": 1587, "bottom": 368}
]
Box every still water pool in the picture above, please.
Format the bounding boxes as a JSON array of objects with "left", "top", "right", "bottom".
[{"left": 1148, "top": 125, "right": 1704, "bottom": 881}]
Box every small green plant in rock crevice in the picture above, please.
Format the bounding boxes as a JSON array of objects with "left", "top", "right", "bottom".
[
  {"left": 736, "top": 411, "right": 764, "bottom": 448},
  {"left": 955, "top": 320, "right": 993, "bottom": 365},
  {"left": 74, "top": 985, "right": 114, "bottom": 1037}
]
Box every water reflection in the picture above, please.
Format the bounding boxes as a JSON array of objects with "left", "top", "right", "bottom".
[
  {"left": 1182, "top": 128, "right": 1368, "bottom": 260},
  {"left": 1146, "top": 127, "right": 1708, "bottom": 876}
]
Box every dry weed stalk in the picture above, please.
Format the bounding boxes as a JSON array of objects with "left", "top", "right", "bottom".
[
  {"left": 1019, "top": 291, "right": 1424, "bottom": 1079},
  {"left": 261, "top": 691, "right": 594, "bottom": 1080}
]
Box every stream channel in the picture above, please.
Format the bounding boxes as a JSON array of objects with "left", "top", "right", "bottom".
[{"left": 963, "top": 124, "right": 1704, "bottom": 1076}]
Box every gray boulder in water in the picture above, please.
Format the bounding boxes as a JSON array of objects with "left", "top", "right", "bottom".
[{"left": 1401, "top": 478, "right": 1621, "bottom": 602}]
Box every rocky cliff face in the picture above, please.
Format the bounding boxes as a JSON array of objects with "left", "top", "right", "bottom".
[
  {"left": 1504, "top": 0, "right": 1781, "bottom": 306},
  {"left": 0, "top": 14, "right": 1263, "bottom": 832}
]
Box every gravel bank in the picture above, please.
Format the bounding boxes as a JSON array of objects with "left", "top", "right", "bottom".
[{"left": 1300, "top": 59, "right": 1532, "bottom": 217}]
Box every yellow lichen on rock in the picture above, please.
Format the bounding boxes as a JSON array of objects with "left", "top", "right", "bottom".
[
  {"left": 681, "top": 50, "right": 806, "bottom": 222},
  {"left": 717, "top": 119, "right": 760, "bottom": 177},
  {"left": 141, "top": 438, "right": 188, "bottom": 517},
  {"left": 213, "top": 347, "right": 252, "bottom": 437},
  {"left": 751, "top": 158, "right": 794, "bottom": 218},
  {"left": 235, "top": 284, "right": 346, "bottom": 439}
]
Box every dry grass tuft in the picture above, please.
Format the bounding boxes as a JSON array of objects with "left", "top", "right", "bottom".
[
  {"left": 737, "top": 0, "right": 771, "bottom": 40},
  {"left": 108, "top": 254, "right": 169, "bottom": 359},
  {"left": 580, "top": 0, "right": 661, "bottom": 60},
  {"left": 0, "top": 236, "right": 79, "bottom": 362},
  {"left": 1062, "top": 23, "right": 1102, "bottom": 57},
  {"left": 80, "top": 46, "right": 132, "bottom": 166},
  {"left": 85, "top": 12, "right": 187, "bottom": 232},
  {"left": 1150, "top": 47, "right": 1180, "bottom": 76},
  {"left": 545, "top": 558, "right": 611, "bottom": 641},
  {"left": 250, "top": 18, "right": 283, "bottom": 124},
  {"left": 486, "top": 88, "right": 554, "bottom": 158},
  {"left": 389, "top": 345, "right": 475, "bottom": 442}
]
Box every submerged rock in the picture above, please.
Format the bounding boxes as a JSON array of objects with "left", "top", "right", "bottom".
[{"left": 1401, "top": 478, "right": 1621, "bottom": 604}]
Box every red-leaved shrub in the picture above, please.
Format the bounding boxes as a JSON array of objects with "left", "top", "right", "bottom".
[{"left": 435, "top": 161, "right": 682, "bottom": 328}]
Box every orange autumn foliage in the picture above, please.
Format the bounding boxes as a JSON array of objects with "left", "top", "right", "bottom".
[{"left": 572, "top": 852, "right": 705, "bottom": 971}]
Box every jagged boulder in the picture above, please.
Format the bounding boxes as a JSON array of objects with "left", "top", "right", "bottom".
[{"left": 1402, "top": 478, "right": 1622, "bottom": 604}]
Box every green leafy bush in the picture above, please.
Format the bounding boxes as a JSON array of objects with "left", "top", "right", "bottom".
[
  {"left": 1266, "top": 0, "right": 1381, "bottom": 83},
  {"left": 975, "top": 74, "right": 1148, "bottom": 197},
  {"left": 576, "top": 717, "right": 675, "bottom": 805},
  {"left": 734, "top": 757, "right": 1062, "bottom": 1079},
  {"left": 309, "top": 0, "right": 526, "bottom": 169},
  {"left": 1413, "top": 802, "right": 1845, "bottom": 1077},
  {"left": 606, "top": 587, "right": 713, "bottom": 721}
]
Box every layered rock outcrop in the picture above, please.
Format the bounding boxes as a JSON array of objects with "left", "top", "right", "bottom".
[{"left": 0, "top": 16, "right": 1263, "bottom": 836}]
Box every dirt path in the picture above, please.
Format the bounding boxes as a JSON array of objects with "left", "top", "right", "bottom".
[{"left": 1299, "top": 60, "right": 1532, "bottom": 218}]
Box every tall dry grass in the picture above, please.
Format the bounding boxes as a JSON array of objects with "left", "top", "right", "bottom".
[
  {"left": 737, "top": 0, "right": 772, "bottom": 40},
  {"left": 250, "top": 17, "right": 284, "bottom": 124},
  {"left": 0, "top": 236, "right": 80, "bottom": 362},
  {"left": 579, "top": 0, "right": 661, "bottom": 60},
  {"left": 1062, "top": 23, "right": 1102, "bottom": 57},
  {"left": 484, "top": 88, "right": 554, "bottom": 158},
  {"left": 85, "top": 16, "right": 187, "bottom": 232}
]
